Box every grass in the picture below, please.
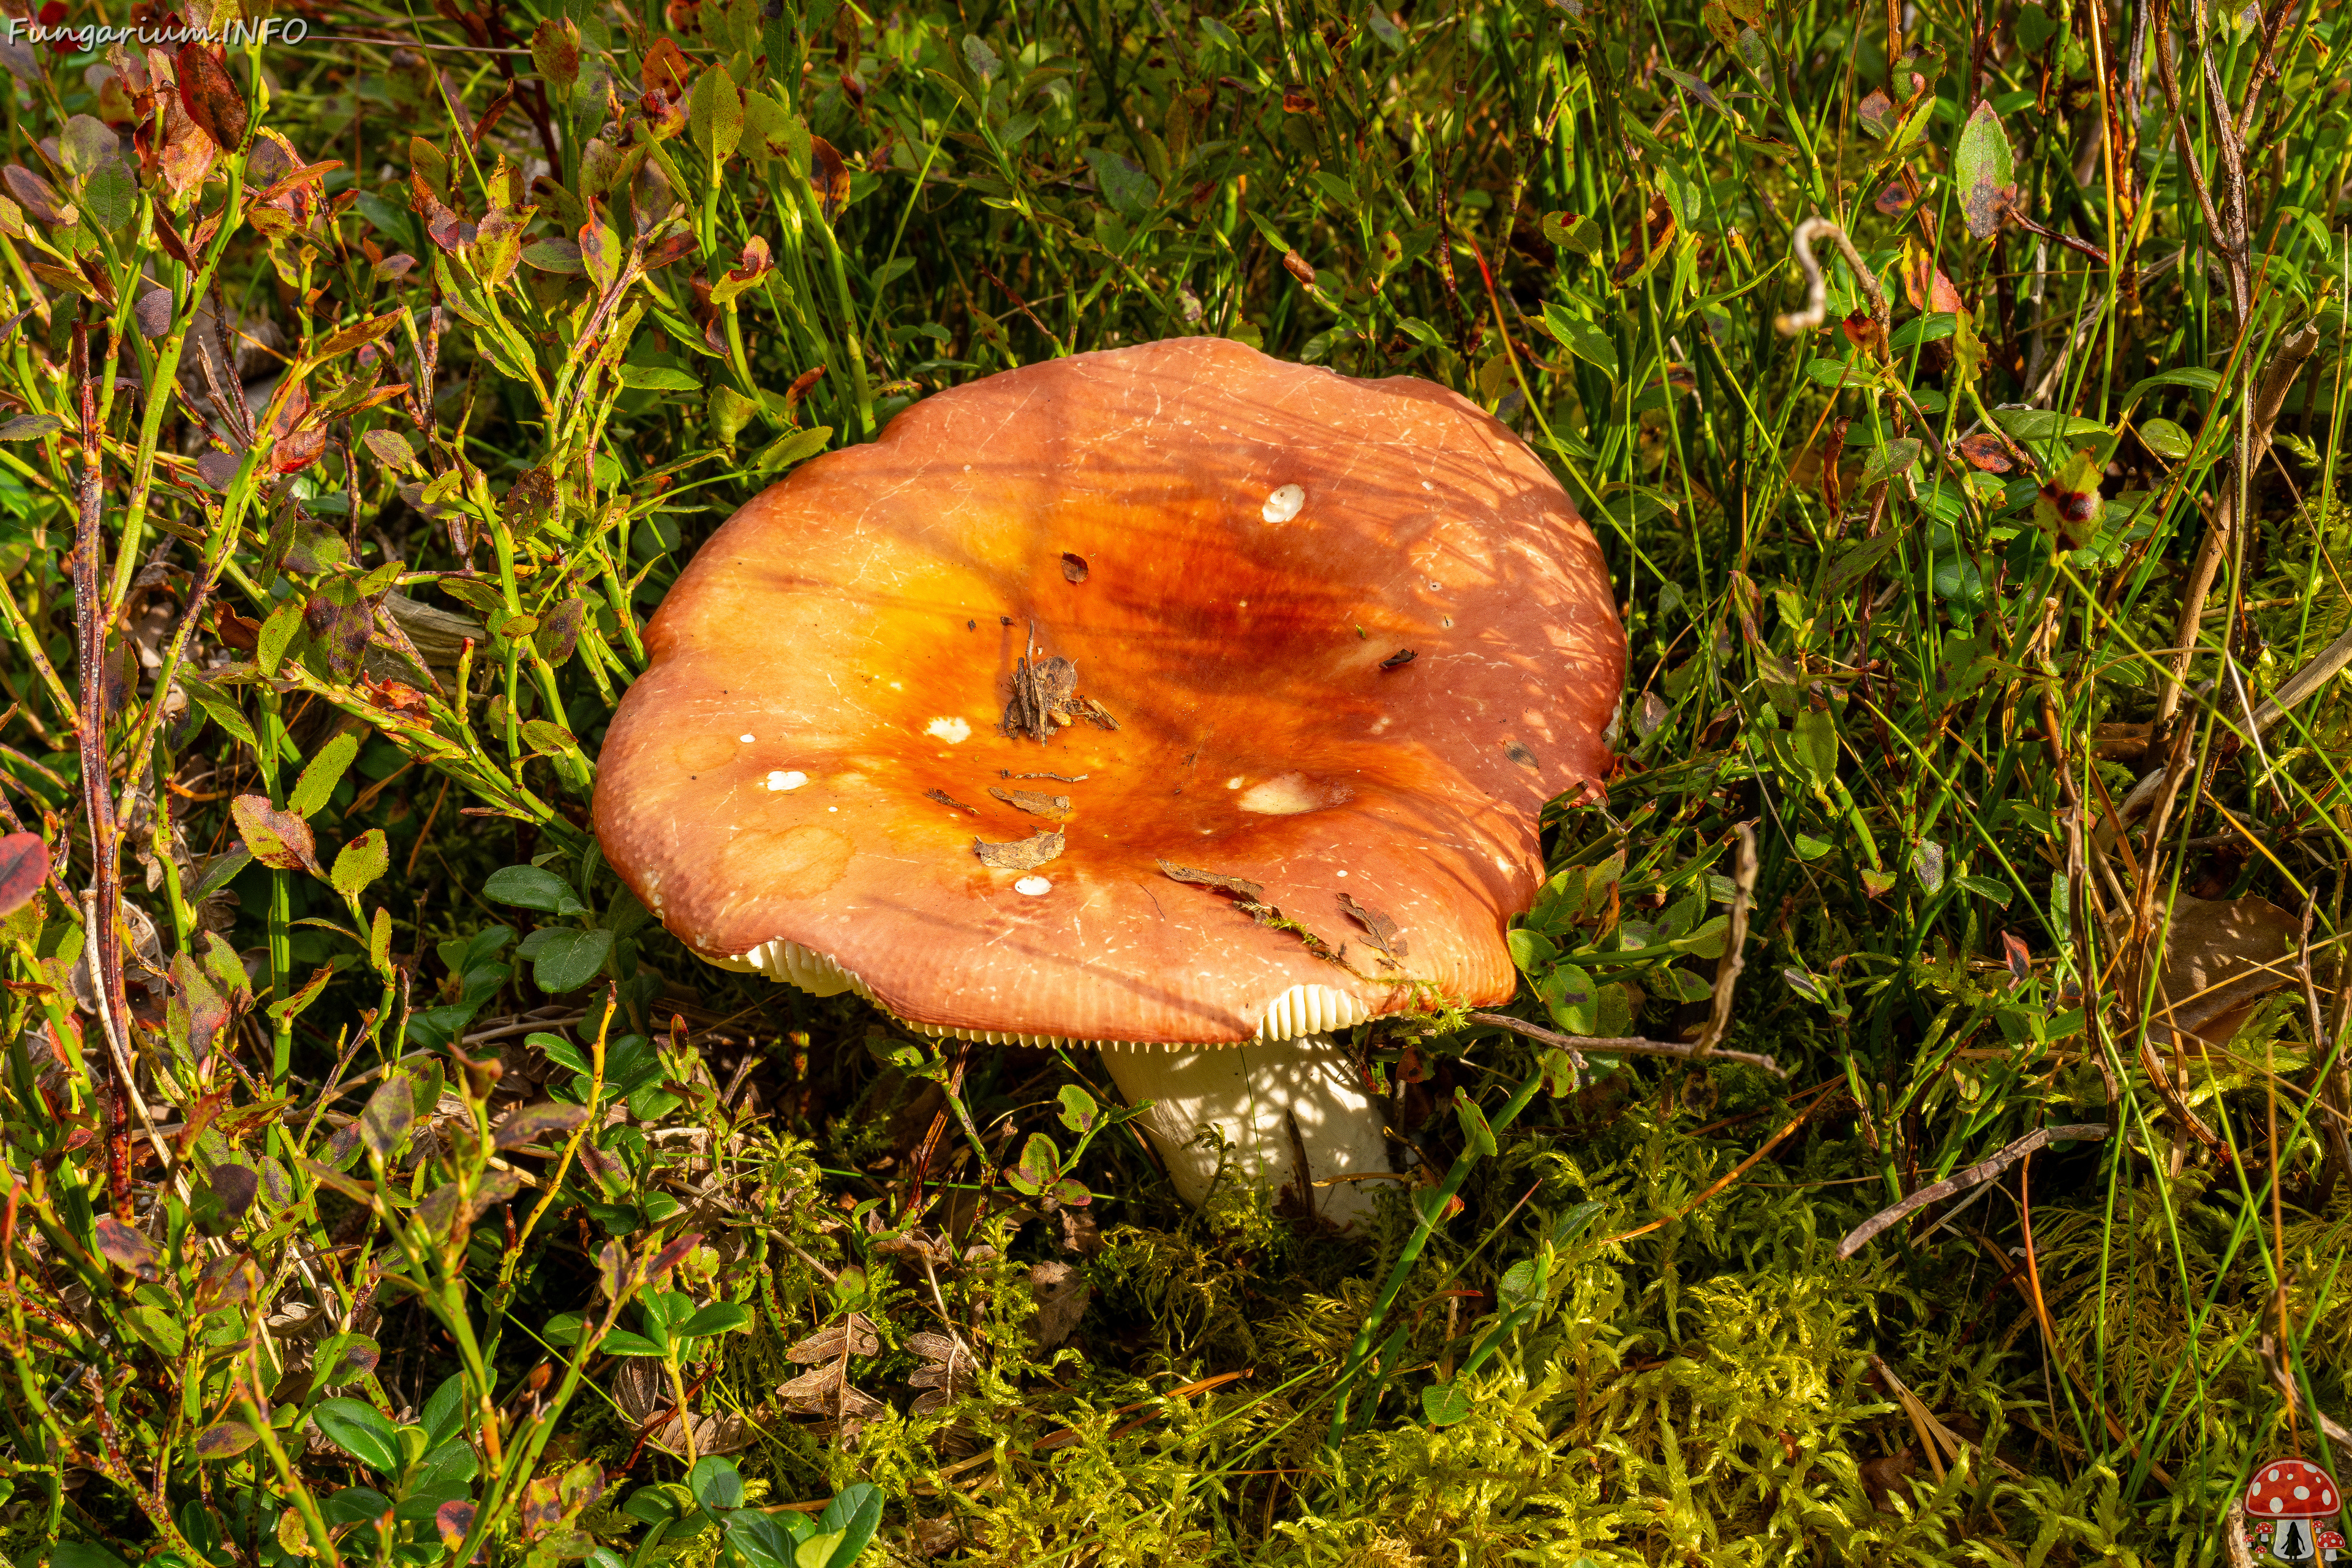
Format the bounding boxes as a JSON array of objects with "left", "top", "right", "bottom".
[{"left": 0, "top": 0, "right": 2346, "bottom": 1561}]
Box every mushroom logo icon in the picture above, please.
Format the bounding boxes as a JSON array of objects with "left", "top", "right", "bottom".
[{"left": 2243, "top": 1460, "right": 2343, "bottom": 1563}]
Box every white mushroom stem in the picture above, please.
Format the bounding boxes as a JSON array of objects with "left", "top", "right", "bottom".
[{"left": 1095, "top": 1035, "right": 1397, "bottom": 1227}]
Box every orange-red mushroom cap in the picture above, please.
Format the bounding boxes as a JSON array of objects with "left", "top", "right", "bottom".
[{"left": 593, "top": 338, "right": 1623, "bottom": 1046}]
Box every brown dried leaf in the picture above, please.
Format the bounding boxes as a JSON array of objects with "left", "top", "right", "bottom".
[
  {"left": 785, "top": 1312, "right": 880, "bottom": 1362},
  {"left": 1060, "top": 551, "right": 1088, "bottom": 582},
  {"left": 974, "top": 829, "right": 1064, "bottom": 870},
  {"left": 1027, "top": 1261, "right": 1090, "bottom": 1349},
  {"left": 1339, "top": 892, "right": 1407, "bottom": 959},
  {"left": 1156, "top": 859, "right": 1264, "bottom": 902},
  {"left": 2142, "top": 894, "right": 2303, "bottom": 1048},
  {"left": 904, "top": 1328, "right": 978, "bottom": 1414},
  {"left": 988, "top": 786, "right": 1070, "bottom": 818}
]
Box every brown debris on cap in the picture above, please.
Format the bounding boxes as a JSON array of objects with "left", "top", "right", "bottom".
[{"left": 593, "top": 337, "right": 1624, "bottom": 1045}]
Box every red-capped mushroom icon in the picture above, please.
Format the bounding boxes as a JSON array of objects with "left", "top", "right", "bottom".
[
  {"left": 2244, "top": 1460, "right": 2342, "bottom": 1564},
  {"left": 2318, "top": 1525, "right": 2346, "bottom": 1563}
]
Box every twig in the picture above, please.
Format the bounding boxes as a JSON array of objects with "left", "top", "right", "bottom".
[
  {"left": 1466, "top": 1012, "right": 1785, "bottom": 1079},
  {"left": 1773, "top": 219, "right": 1889, "bottom": 342},
  {"left": 1836, "top": 1123, "right": 2111, "bottom": 1259},
  {"left": 71, "top": 317, "right": 137, "bottom": 1224},
  {"left": 1692, "top": 822, "right": 1758, "bottom": 1057}
]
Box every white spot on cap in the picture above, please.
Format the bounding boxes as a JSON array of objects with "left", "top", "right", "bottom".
[
  {"left": 1226, "top": 776, "right": 1245, "bottom": 789},
  {"left": 1336, "top": 869, "right": 1348, "bottom": 877},
  {"left": 1261, "top": 484, "right": 1305, "bottom": 524},
  {"left": 926, "top": 717, "right": 972, "bottom": 744},
  {"left": 1238, "top": 773, "right": 1352, "bottom": 816},
  {"left": 740, "top": 733, "right": 756, "bottom": 742},
  {"left": 1421, "top": 480, "right": 1433, "bottom": 491},
  {"left": 1494, "top": 855, "right": 1512, "bottom": 873},
  {"left": 766, "top": 771, "right": 809, "bottom": 791},
  {"left": 1014, "top": 876, "right": 1050, "bottom": 895}
]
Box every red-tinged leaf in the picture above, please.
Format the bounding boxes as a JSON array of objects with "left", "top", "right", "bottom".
[
  {"left": 1839, "top": 312, "right": 1884, "bottom": 356},
  {"left": 2000, "top": 930, "right": 2034, "bottom": 987},
  {"left": 176, "top": 43, "right": 248, "bottom": 150},
  {"left": 1955, "top": 100, "right": 2019, "bottom": 240},
  {"left": 647, "top": 1230, "right": 704, "bottom": 1279},
  {"left": 193, "top": 1420, "right": 260, "bottom": 1459},
  {"left": 270, "top": 424, "right": 328, "bottom": 474},
  {"left": 1857, "top": 88, "right": 1895, "bottom": 137},
  {"left": 230, "top": 794, "right": 323, "bottom": 876},
  {"left": 2, "top": 162, "right": 72, "bottom": 225},
  {"left": 494, "top": 1101, "right": 589, "bottom": 1150},
  {"left": 195, "top": 450, "right": 245, "bottom": 492},
  {"left": 0, "top": 831, "right": 49, "bottom": 916},
  {"left": 472, "top": 83, "right": 517, "bottom": 148},
  {"left": 784, "top": 365, "right": 826, "bottom": 409},
  {"left": 435, "top": 1501, "right": 478, "bottom": 1550},
  {"left": 809, "top": 135, "right": 850, "bottom": 222},
  {"left": 1901, "top": 243, "right": 1965, "bottom": 315},
  {"left": 1872, "top": 180, "right": 1913, "bottom": 216},
  {"left": 643, "top": 232, "right": 698, "bottom": 270},
  {"left": 149, "top": 201, "right": 197, "bottom": 265},
  {"left": 1954, "top": 433, "right": 2014, "bottom": 472},
  {"left": 315, "top": 314, "right": 400, "bottom": 360},
  {"left": 641, "top": 36, "right": 693, "bottom": 99},
  {"left": 1282, "top": 251, "right": 1316, "bottom": 287},
  {"left": 94, "top": 1215, "right": 162, "bottom": 1278}
]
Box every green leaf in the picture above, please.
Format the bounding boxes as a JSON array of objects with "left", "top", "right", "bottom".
[
  {"left": 1084, "top": 146, "right": 1155, "bottom": 219},
  {"left": 361, "top": 1076, "right": 414, "bottom": 1161},
  {"left": 1858, "top": 439, "right": 1920, "bottom": 485},
  {"left": 1421, "top": 1380, "right": 1474, "bottom": 1426},
  {"left": 691, "top": 1457, "right": 745, "bottom": 1512},
  {"left": 1953, "top": 100, "right": 2016, "bottom": 239},
  {"left": 677, "top": 1302, "right": 752, "bottom": 1339},
  {"left": 527, "top": 927, "right": 614, "bottom": 992},
  {"left": 1537, "top": 961, "right": 1597, "bottom": 1033},
  {"left": 2122, "top": 367, "right": 2222, "bottom": 406},
  {"left": 483, "top": 864, "right": 582, "bottom": 914},
  {"left": 754, "top": 425, "right": 833, "bottom": 474},
  {"left": 54, "top": 1545, "right": 130, "bottom": 1568},
  {"left": 257, "top": 599, "right": 304, "bottom": 677},
  {"left": 290, "top": 731, "right": 360, "bottom": 818},
  {"left": 599, "top": 1329, "right": 668, "bottom": 1356},
  {"left": 1792, "top": 706, "right": 1839, "bottom": 783},
  {"left": 331, "top": 829, "right": 389, "bottom": 898},
  {"left": 813, "top": 1484, "right": 883, "bottom": 1567},
  {"left": 80, "top": 161, "right": 138, "bottom": 233},
  {"left": 690, "top": 62, "right": 744, "bottom": 162},
  {"left": 1453, "top": 1088, "right": 1497, "bottom": 1156},
  {"left": 311, "top": 1398, "right": 402, "bottom": 1473},
  {"left": 1990, "top": 408, "right": 2110, "bottom": 445},
  {"left": 2138, "top": 417, "right": 2194, "bottom": 461},
  {"left": 1507, "top": 927, "right": 1559, "bottom": 973},
  {"left": 1540, "top": 303, "right": 1618, "bottom": 380},
  {"left": 1006, "top": 1131, "right": 1061, "bottom": 1194},
  {"left": 620, "top": 364, "right": 703, "bottom": 391},
  {"left": 1056, "top": 1084, "right": 1098, "bottom": 1134}
]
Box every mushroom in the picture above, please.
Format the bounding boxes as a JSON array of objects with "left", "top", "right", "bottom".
[
  {"left": 593, "top": 338, "right": 1621, "bottom": 1224},
  {"left": 2244, "top": 1459, "right": 2342, "bottom": 1564}
]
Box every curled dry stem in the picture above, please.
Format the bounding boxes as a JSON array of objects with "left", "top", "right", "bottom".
[{"left": 1773, "top": 217, "right": 1889, "bottom": 344}]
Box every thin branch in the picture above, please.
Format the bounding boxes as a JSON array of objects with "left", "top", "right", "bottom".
[
  {"left": 1836, "top": 1123, "right": 2111, "bottom": 1259},
  {"left": 1467, "top": 1012, "right": 1787, "bottom": 1079}
]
